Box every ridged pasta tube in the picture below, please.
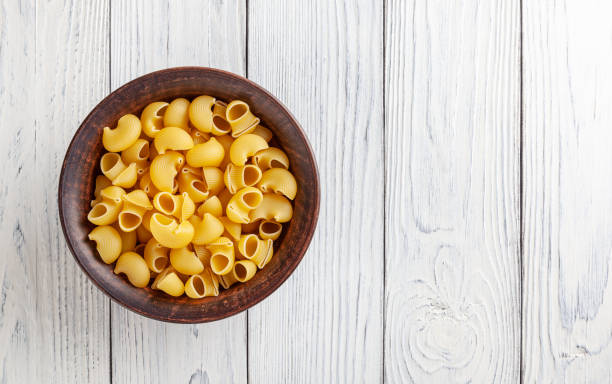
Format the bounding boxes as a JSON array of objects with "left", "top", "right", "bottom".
[
  {"left": 259, "top": 220, "right": 282, "bottom": 240},
  {"left": 114, "top": 251, "right": 150, "bottom": 288},
  {"left": 188, "top": 95, "right": 215, "bottom": 133},
  {"left": 149, "top": 213, "right": 194, "bottom": 248},
  {"left": 229, "top": 134, "right": 268, "bottom": 166},
  {"left": 224, "top": 163, "right": 262, "bottom": 194},
  {"left": 150, "top": 151, "right": 184, "bottom": 192},
  {"left": 170, "top": 246, "right": 204, "bottom": 275},
  {"left": 249, "top": 193, "right": 293, "bottom": 223},
  {"left": 191, "top": 213, "right": 224, "bottom": 245},
  {"left": 186, "top": 137, "right": 225, "bottom": 167},
  {"left": 152, "top": 266, "right": 184, "bottom": 296},
  {"left": 207, "top": 236, "right": 235, "bottom": 275},
  {"left": 258, "top": 168, "right": 297, "bottom": 200},
  {"left": 226, "top": 187, "right": 263, "bottom": 224},
  {"left": 253, "top": 147, "right": 290, "bottom": 171},
  {"left": 226, "top": 100, "right": 260, "bottom": 137},
  {"left": 154, "top": 126, "right": 194, "bottom": 154},
  {"left": 140, "top": 101, "right": 168, "bottom": 138},
  {"left": 143, "top": 238, "right": 169, "bottom": 273},
  {"left": 103, "top": 114, "right": 142, "bottom": 152},
  {"left": 197, "top": 196, "right": 223, "bottom": 217},
  {"left": 163, "top": 98, "right": 190, "bottom": 130},
  {"left": 88, "top": 225, "right": 122, "bottom": 264}
]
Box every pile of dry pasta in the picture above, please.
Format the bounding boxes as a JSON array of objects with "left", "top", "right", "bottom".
[{"left": 86, "top": 96, "right": 297, "bottom": 298}]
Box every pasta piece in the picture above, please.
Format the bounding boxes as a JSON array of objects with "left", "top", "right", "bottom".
[
  {"left": 224, "top": 163, "right": 262, "bottom": 194},
  {"left": 229, "top": 134, "right": 269, "bottom": 166},
  {"left": 211, "top": 101, "right": 232, "bottom": 136},
  {"left": 178, "top": 169, "right": 209, "bottom": 203},
  {"left": 114, "top": 251, "right": 150, "bottom": 288},
  {"left": 249, "top": 193, "right": 293, "bottom": 223},
  {"left": 207, "top": 236, "right": 235, "bottom": 275},
  {"left": 154, "top": 126, "right": 194, "bottom": 154},
  {"left": 219, "top": 216, "right": 241, "bottom": 242},
  {"left": 121, "top": 139, "right": 150, "bottom": 169},
  {"left": 226, "top": 100, "right": 260, "bottom": 137},
  {"left": 163, "top": 98, "right": 190, "bottom": 130},
  {"left": 188, "top": 95, "right": 215, "bottom": 133},
  {"left": 136, "top": 223, "right": 153, "bottom": 243},
  {"left": 88, "top": 225, "right": 122, "bottom": 264},
  {"left": 251, "top": 125, "right": 273, "bottom": 142},
  {"left": 197, "top": 196, "right": 223, "bottom": 217},
  {"left": 215, "top": 134, "right": 234, "bottom": 169},
  {"left": 143, "top": 238, "right": 169, "bottom": 273},
  {"left": 217, "top": 189, "right": 232, "bottom": 211},
  {"left": 233, "top": 260, "right": 257, "bottom": 282},
  {"left": 237, "top": 234, "right": 273, "bottom": 268},
  {"left": 150, "top": 151, "right": 184, "bottom": 192},
  {"left": 226, "top": 187, "right": 263, "bottom": 224},
  {"left": 140, "top": 101, "right": 168, "bottom": 138},
  {"left": 114, "top": 225, "right": 138, "bottom": 252},
  {"left": 169, "top": 246, "right": 204, "bottom": 275},
  {"left": 112, "top": 163, "right": 138, "bottom": 188},
  {"left": 185, "top": 268, "right": 219, "bottom": 298},
  {"left": 193, "top": 244, "right": 211, "bottom": 265},
  {"left": 153, "top": 192, "right": 181, "bottom": 217},
  {"left": 259, "top": 220, "right": 282, "bottom": 240},
  {"left": 149, "top": 213, "right": 194, "bottom": 248},
  {"left": 88, "top": 201, "right": 122, "bottom": 226},
  {"left": 152, "top": 267, "right": 184, "bottom": 297},
  {"left": 103, "top": 114, "right": 142, "bottom": 152},
  {"left": 258, "top": 168, "right": 297, "bottom": 200},
  {"left": 100, "top": 153, "right": 127, "bottom": 181},
  {"left": 186, "top": 137, "right": 224, "bottom": 167},
  {"left": 203, "top": 167, "right": 225, "bottom": 196},
  {"left": 190, "top": 213, "right": 224, "bottom": 245},
  {"left": 242, "top": 220, "right": 261, "bottom": 234},
  {"left": 179, "top": 192, "right": 196, "bottom": 222},
  {"left": 117, "top": 190, "right": 153, "bottom": 232},
  {"left": 253, "top": 147, "right": 290, "bottom": 171}
]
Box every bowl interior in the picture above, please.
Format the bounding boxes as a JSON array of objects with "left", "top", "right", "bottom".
[{"left": 59, "top": 67, "right": 319, "bottom": 323}]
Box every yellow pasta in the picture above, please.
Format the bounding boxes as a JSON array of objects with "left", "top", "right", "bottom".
[
  {"left": 89, "top": 95, "right": 297, "bottom": 298},
  {"left": 163, "top": 98, "right": 190, "bottom": 130},
  {"left": 251, "top": 125, "right": 273, "bottom": 142},
  {"left": 150, "top": 151, "right": 184, "bottom": 192},
  {"left": 152, "top": 267, "right": 185, "bottom": 297},
  {"left": 191, "top": 213, "right": 224, "bottom": 245},
  {"left": 249, "top": 193, "right": 293, "bottom": 223},
  {"left": 114, "top": 251, "right": 150, "bottom": 288},
  {"left": 259, "top": 220, "right": 282, "bottom": 240},
  {"left": 88, "top": 226, "right": 122, "bottom": 264},
  {"left": 229, "top": 134, "right": 269, "bottom": 166},
  {"left": 170, "top": 246, "right": 204, "bottom": 275},
  {"left": 103, "top": 114, "right": 142, "bottom": 152},
  {"left": 186, "top": 137, "right": 225, "bottom": 167},
  {"left": 226, "top": 100, "right": 260, "bottom": 137},
  {"left": 207, "top": 236, "right": 235, "bottom": 275},
  {"left": 140, "top": 101, "right": 168, "bottom": 138},
  {"left": 258, "top": 168, "right": 297, "bottom": 200},
  {"left": 237, "top": 234, "right": 274, "bottom": 269},
  {"left": 224, "top": 163, "right": 262, "bottom": 194},
  {"left": 143, "top": 238, "right": 169, "bottom": 273},
  {"left": 188, "top": 95, "right": 215, "bottom": 133},
  {"left": 253, "top": 147, "right": 290, "bottom": 171},
  {"left": 226, "top": 187, "right": 263, "bottom": 224},
  {"left": 197, "top": 196, "right": 223, "bottom": 217},
  {"left": 149, "top": 213, "right": 194, "bottom": 248},
  {"left": 154, "top": 126, "right": 194, "bottom": 154}
]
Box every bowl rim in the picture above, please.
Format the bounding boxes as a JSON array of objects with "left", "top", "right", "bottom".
[{"left": 58, "top": 66, "right": 320, "bottom": 323}]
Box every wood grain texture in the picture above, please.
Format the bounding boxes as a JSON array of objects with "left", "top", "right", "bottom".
[
  {"left": 110, "top": 1, "right": 248, "bottom": 383},
  {"left": 384, "top": 0, "right": 521, "bottom": 382},
  {"left": 522, "top": 0, "right": 612, "bottom": 382},
  {"left": 0, "top": 0, "right": 111, "bottom": 383},
  {"left": 247, "top": 1, "right": 384, "bottom": 383}
]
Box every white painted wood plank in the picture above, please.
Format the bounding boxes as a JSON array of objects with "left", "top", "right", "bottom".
[
  {"left": 522, "top": 1, "right": 612, "bottom": 382},
  {"left": 1, "top": 0, "right": 111, "bottom": 382},
  {"left": 247, "top": 1, "right": 384, "bottom": 383},
  {"left": 110, "top": 1, "right": 247, "bottom": 383},
  {"left": 384, "top": 0, "right": 521, "bottom": 382}
]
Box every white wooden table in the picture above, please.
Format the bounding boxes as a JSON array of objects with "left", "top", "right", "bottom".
[{"left": 1, "top": 0, "right": 611, "bottom": 382}]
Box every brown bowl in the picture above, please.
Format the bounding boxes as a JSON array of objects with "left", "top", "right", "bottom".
[{"left": 59, "top": 67, "right": 319, "bottom": 323}]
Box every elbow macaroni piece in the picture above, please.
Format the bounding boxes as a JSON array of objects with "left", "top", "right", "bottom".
[
  {"left": 229, "top": 134, "right": 269, "bottom": 166},
  {"left": 89, "top": 95, "right": 296, "bottom": 297},
  {"left": 154, "top": 127, "right": 194, "bottom": 154},
  {"left": 253, "top": 147, "right": 290, "bottom": 171},
  {"left": 226, "top": 187, "right": 263, "bottom": 224},
  {"left": 249, "top": 193, "right": 293, "bottom": 223},
  {"left": 170, "top": 246, "right": 204, "bottom": 275},
  {"left": 140, "top": 101, "right": 168, "bottom": 138},
  {"left": 103, "top": 114, "right": 142, "bottom": 152},
  {"left": 188, "top": 95, "right": 215, "bottom": 133},
  {"left": 114, "top": 251, "right": 150, "bottom": 288},
  {"left": 150, "top": 151, "right": 184, "bottom": 192},
  {"left": 224, "top": 163, "right": 262, "bottom": 194},
  {"left": 88, "top": 225, "right": 122, "bottom": 264},
  {"left": 258, "top": 168, "right": 297, "bottom": 200},
  {"left": 226, "top": 100, "right": 260, "bottom": 137},
  {"left": 163, "top": 98, "right": 191, "bottom": 130},
  {"left": 186, "top": 137, "right": 225, "bottom": 167}
]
